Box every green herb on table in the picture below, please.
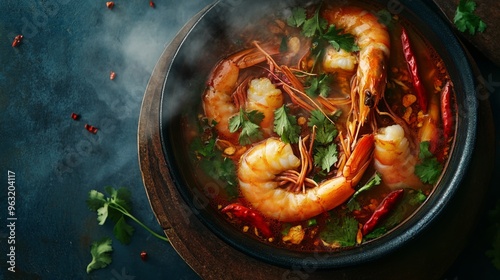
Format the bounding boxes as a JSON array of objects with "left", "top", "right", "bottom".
[
  {"left": 454, "top": 0, "right": 487, "bottom": 35},
  {"left": 86, "top": 237, "right": 113, "bottom": 274},
  {"left": 87, "top": 186, "right": 169, "bottom": 244},
  {"left": 414, "top": 141, "right": 443, "bottom": 184},
  {"left": 274, "top": 105, "right": 301, "bottom": 144}
]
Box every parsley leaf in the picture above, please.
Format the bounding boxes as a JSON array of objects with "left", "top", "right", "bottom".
[
  {"left": 87, "top": 187, "right": 169, "bottom": 244},
  {"left": 305, "top": 74, "right": 333, "bottom": 98},
  {"left": 313, "top": 144, "right": 338, "bottom": 172},
  {"left": 308, "top": 110, "right": 338, "bottom": 145},
  {"left": 414, "top": 142, "right": 443, "bottom": 184},
  {"left": 274, "top": 105, "right": 301, "bottom": 144},
  {"left": 86, "top": 238, "right": 113, "bottom": 274},
  {"left": 229, "top": 109, "right": 264, "bottom": 145},
  {"left": 320, "top": 215, "right": 358, "bottom": 247},
  {"left": 454, "top": 0, "right": 487, "bottom": 35}
]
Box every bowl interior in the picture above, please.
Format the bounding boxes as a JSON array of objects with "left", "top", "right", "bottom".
[{"left": 159, "top": 0, "right": 477, "bottom": 269}]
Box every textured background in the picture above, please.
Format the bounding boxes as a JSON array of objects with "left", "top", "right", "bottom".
[{"left": 0, "top": 0, "right": 499, "bottom": 279}]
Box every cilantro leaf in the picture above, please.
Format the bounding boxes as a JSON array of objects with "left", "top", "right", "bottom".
[
  {"left": 86, "top": 238, "right": 113, "bottom": 274},
  {"left": 87, "top": 187, "right": 169, "bottom": 243},
  {"left": 308, "top": 110, "right": 338, "bottom": 145},
  {"left": 320, "top": 216, "right": 358, "bottom": 247},
  {"left": 454, "top": 0, "right": 487, "bottom": 35},
  {"left": 229, "top": 109, "right": 264, "bottom": 145},
  {"left": 323, "top": 25, "right": 360, "bottom": 52},
  {"left": 287, "top": 5, "right": 358, "bottom": 52},
  {"left": 305, "top": 74, "right": 333, "bottom": 98},
  {"left": 313, "top": 144, "right": 338, "bottom": 172},
  {"left": 287, "top": 7, "right": 306, "bottom": 27},
  {"left": 273, "top": 105, "right": 301, "bottom": 144},
  {"left": 113, "top": 216, "right": 135, "bottom": 245},
  {"left": 414, "top": 142, "right": 443, "bottom": 184},
  {"left": 352, "top": 173, "right": 382, "bottom": 199}
]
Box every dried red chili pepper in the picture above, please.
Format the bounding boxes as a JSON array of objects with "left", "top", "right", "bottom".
[
  {"left": 362, "top": 189, "right": 404, "bottom": 235},
  {"left": 140, "top": 251, "right": 148, "bottom": 261},
  {"left": 440, "top": 80, "right": 453, "bottom": 141},
  {"left": 109, "top": 71, "right": 116, "bottom": 80},
  {"left": 12, "top": 35, "right": 23, "bottom": 47},
  {"left": 401, "top": 27, "right": 428, "bottom": 113},
  {"left": 221, "top": 203, "right": 273, "bottom": 238},
  {"left": 149, "top": 1, "right": 155, "bottom": 8},
  {"left": 106, "top": 1, "right": 115, "bottom": 9},
  {"left": 71, "top": 113, "right": 80, "bottom": 120},
  {"left": 85, "top": 124, "right": 98, "bottom": 134}
]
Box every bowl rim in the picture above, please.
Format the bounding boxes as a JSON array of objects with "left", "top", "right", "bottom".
[{"left": 159, "top": 0, "right": 478, "bottom": 269}]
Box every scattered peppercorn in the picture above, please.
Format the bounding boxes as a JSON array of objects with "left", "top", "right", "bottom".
[
  {"left": 71, "top": 113, "right": 80, "bottom": 120},
  {"left": 149, "top": 1, "right": 155, "bottom": 8},
  {"left": 106, "top": 1, "right": 115, "bottom": 9},
  {"left": 85, "top": 124, "right": 98, "bottom": 134},
  {"left": 12, "top": 35, "right": 23, "bottom": 47},
  {"left": 109, "top": 71, "right": 116, "bottom": 80},
  {"left": 140, "top": 251, "right": 148, "bottom": 261}
]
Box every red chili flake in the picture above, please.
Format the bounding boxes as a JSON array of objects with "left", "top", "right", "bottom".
[
  {"left": 106, "top": 1, "right": 115, "bottom": 9},
  {"left": 71, "top": 113, "right": 80, "bottom": 120},
  {"left": 84, "top": 124, "right": 98, "bottom": 134},
  {"left": 109, "top": 71, "right": 116, "bottom": 80},
  {"left": 12, "top": 35, "right": 23, "bottom": 47},
  {"left": 149, "top": 1, "right": 155, "bottom": 8},
  {"left": 140, "top": 251, "right": 148, "bottom": 261}
]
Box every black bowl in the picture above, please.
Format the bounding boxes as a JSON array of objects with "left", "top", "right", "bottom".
[{"left": 159, "top": 0, "right": 477, "bottom": 269}]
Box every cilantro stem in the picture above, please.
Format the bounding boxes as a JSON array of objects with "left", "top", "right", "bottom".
[{"left": 108, "top": 203, "right": 169, "bottom": 242}]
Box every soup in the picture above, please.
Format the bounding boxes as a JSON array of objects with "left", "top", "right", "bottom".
[{"left": 184, "top": 0, "right": 455, "bottom": 251}]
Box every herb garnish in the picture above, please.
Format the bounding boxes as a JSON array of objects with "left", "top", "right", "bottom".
[
  {"left": 308, "top": 109, "right": 338, "bottom": 145},
  {"left": 274, "top": 105, "right": 301, "bottom": 144},
  {"left": 320, "top": 215, "right": 358, "bottom": 247},
  {"left": 287, "top": 6, "right": 359, "bottom": 52},
  {"left": 414, "top": 142, "right": 443, "bottom": 184},
  {"left": 191, "top": 137, "right": 238, "bottom": 198},
  {"left": 87, "top": 186, "right": 169, "bottom": 244},
  {"left": 229, "top": 109, "right": 264, "bottom": 145},
  {"left": 454, "top": 0, "right": 487, "bottom": 35},
  {"left": 313, "top": 144, "right": 338, "bottom": 173},
  {"left": 305, "top": 73, "right": 334, "bottom": 98},
  {"left": 86, "top": 237, "right": 113, "bottom": 274}
]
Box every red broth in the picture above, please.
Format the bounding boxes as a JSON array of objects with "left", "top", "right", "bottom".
[{"left": 184, "top": 1, "right": 455, "bottom": 252}]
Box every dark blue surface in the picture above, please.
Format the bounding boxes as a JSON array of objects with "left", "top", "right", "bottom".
[{"left": 0, "top": 0, "right": 499, "bottom": 279}]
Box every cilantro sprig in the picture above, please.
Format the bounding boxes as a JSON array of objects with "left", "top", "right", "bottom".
[
  {"left": 313, "top": 144, "right": 338, "bottom": 172},
  {"left": 86, "top": 238, "right": 113, "bottom": 274},
  {"left": 414, "top": 142, "right": 443, "bottom": 184},
  {"left": 229, "top": 109, "right": 264, "bottom": 145},
  {"left": 454, "top": 0, "right": 487, "bottom": 35},
  {"left": 288, "top": 6, "right": 359, "bottom": 52},
  {"left": 87, "top": 187, "right": 169, "bottom": 244},
  {"left": 274, "top": 105, "right": 301, "bottom": 144},
  {"left": 191, "top": 137, "right": 238, "bottom": 199},
  {"left": 308, "top": 109, "right": 338, "bottom": 145},
  {"left": 305, "top": 73, "right": 333, "bottom": 98},
  {"left": 320, "top": 215, "right": 358, "bottom": 247}
]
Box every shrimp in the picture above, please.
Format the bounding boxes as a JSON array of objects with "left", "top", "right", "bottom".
[
  {"left": 238, "top": 134, "right": 374, "bottom": 222},
  {"left": 374, "top": 124, "right": 422, "bottom": 189},
  {"left": 322, "top": 6, "right": 390, "bottom": 137},
  {"left": 245, "top": 77, "right": 284, "bottom": 136},
  {"left": 202, "top": 46, "right": 280, "bottom": 143}
]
